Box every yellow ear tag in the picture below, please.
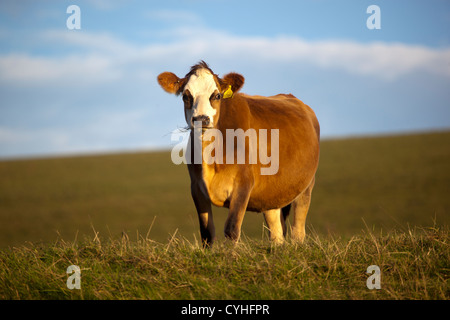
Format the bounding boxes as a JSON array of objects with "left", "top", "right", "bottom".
[{"left": 223, "top": 85, "right": 233, "bottom": 99}]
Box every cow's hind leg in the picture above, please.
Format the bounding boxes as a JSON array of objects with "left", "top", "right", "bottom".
[
  {"left": 291, "top": 177, "right": 315, "bottom": 243},
  {"left": 263, "top": 209, "right": 284, "bottom": 244}
]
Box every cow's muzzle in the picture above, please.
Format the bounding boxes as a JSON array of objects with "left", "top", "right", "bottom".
[{"left": 191, "top": 115, "right": 211, "bottom": 127}]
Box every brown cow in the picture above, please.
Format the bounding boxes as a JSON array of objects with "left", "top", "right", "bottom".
[{"left": 158, "top": 61, "right": 320, "bottom": 246}]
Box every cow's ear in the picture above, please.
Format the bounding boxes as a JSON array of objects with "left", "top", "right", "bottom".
[
  {"left": 157, "top": 72, "right": 185, "bottom": 95},
  {"left": 220, "top": 72, "right": 245, "bottom": 95}
]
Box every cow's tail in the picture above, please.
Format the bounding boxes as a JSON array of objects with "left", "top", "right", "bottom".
[{"left": 281, "top": 203, "right": 291, "bottom": 237}]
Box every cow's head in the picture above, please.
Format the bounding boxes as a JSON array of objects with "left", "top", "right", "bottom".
[{"left": 157, "top": 61, "right": 244, "bottom": 129}]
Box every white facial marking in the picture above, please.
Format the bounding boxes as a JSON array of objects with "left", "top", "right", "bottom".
[{"left": 184, "top": 69, "right": 218, "bottom": 126}]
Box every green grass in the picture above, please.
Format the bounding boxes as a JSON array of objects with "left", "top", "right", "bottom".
[
  {"left": 0, "top": 130, "right": 449, "bottom": 299},
  {"left": 0, "top": 225, "right": 448, "bottom": 299}
]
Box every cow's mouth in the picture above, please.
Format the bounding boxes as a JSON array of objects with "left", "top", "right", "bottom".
[
  {"left": 190, "top": 125, "right": 213, "bottom": 131},
  {"left": 191, "top": 115, "right": 211, "bottom": 128}
]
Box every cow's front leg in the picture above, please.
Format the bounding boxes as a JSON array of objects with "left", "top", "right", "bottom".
[
  {"left": 224, "top": 179, "right": 253, "bottom": 242},
  {"left": 191, "top": 183, "right": 215, "bottom": 247}
]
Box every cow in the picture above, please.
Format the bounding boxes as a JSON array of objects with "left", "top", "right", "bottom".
[{"left": 157, "top": 61, "right": 320, "bottom": 246}]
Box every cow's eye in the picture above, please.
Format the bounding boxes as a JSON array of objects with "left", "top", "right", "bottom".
[
  {"left": 183, "top": 93, "right": 192, "bottom": 108},
  {"left": 213, "top": 93, "right": 221, "bottom": 100}
]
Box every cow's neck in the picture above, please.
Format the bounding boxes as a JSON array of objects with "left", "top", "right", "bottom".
[{"left": 189, "top": 128, "right": 220, "bottom": 202}]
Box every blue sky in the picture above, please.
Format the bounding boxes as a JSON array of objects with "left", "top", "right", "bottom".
[{"left": 0, "top": 0, "right": 449, "bottom": 158}]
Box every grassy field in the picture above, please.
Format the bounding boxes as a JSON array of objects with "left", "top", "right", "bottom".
[
  {"left": 0, "top": 131, "right": 449, "bottom": 299},
  {"left": 0, "top": 226, "right": 448, "bottom": 300}
]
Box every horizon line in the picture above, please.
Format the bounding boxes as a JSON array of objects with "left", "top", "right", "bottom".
[{"left": 0, "top": 127, "right": 449, "bottom": 162}]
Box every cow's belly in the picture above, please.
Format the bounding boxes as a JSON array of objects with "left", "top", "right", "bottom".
[
  {"left": 246, "top": 180, "right": 306, "bottom": 212},
  {"left": 202, "top": 142, "right": 318, "bottom": 212},
  {"left": 251, "top": 163, "right": 318, "bottom": 211},
  {"left": 205, "top": 169, "right": 311, "bottom": 212}
]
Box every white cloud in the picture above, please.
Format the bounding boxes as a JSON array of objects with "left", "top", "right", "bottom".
[
  {"left": 88, "top": 0, "right": 129, "bottom": 11},
  {"left": 0, "top": 107, "right": 158, "bottom": 158},
  {"left": 0, "top": 27, "right": 449, "bottom": 87},
  {"left": 159, "top": 29, "right": 450, "bottom": 80},
  {"left": 0, "top": 54, "right": 120, "bottom": 85},
  {"left": 146, "top": 9, "right": 202, "bottom": 25},
  {"left": 40, "top": 30, "right": 138, "bottom": 56},
  {"left": 0, "top": 126, "right": 72, "bottom": 157},
  {"left": 305, "top": 40, "right": 450, "bottom": 80}
]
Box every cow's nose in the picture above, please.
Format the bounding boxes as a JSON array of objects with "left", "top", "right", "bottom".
[{"left": 192, "top": 115, "right": 210, "bottom": 127}]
